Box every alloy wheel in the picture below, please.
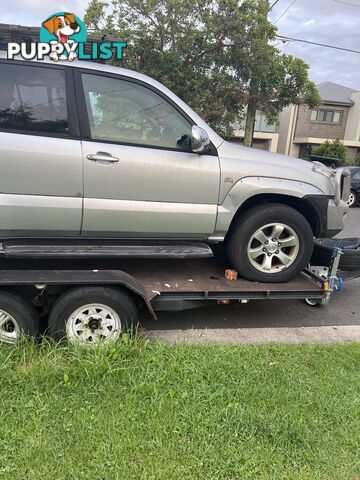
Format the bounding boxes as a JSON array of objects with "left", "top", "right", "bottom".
[
  {"left": 247, "top": 223, "right": 300, "bottom": 273},
  {"left": 346, "top": 192, "right": 356, "bottom": 207}
]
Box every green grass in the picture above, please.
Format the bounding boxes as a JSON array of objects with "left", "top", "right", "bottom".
[{"left": 0, "top": 339, "right": 359, "bottom": 480}]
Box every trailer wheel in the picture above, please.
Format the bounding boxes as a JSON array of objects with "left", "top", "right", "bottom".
[
  {"left": 304, "top": 298, "right": 322, "bottom": 307},
  {"left": 48, "top": 287, "right": 138, "bottom": 344},
  {"left": 0, "top": 291, "right": 39, "bottom": 345}
]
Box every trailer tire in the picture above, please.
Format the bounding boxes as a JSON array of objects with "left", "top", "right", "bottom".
[
  {"left": 0, "top": 291, "right": 39, "bottom": 345},
  {"left": 304, "top": 298, "right": 322, "bottom": 307},
  {"left": 48, "top": 286, "right": 138, "bottom": 344}
]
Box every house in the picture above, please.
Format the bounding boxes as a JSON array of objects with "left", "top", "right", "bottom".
[
  {"left": 231, "top": 112, "right": 279, "bottom": 153},
  {"left": 277, "top": 81, "right": 360, "bottom": 162}
]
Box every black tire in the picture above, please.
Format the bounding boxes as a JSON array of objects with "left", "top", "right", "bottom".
[
  {"left": 312, "top": 237, "right": 360, "bottom": 271},
  {"left": 48, "top": 286, "right": 138, "bottom": 343},
  {"left": 227, "top": 203, "right": 314, "bottom": 283},
  {"left": 304, "top": 298, "right": 322, "bottom": 307},
  {"left": 210, "top": 243, "right": 229, "bottom": 263},
  {"left": 0, "top": 291, "right": 39, "bottom": 344},
  {"left": 354, "top": 192, "right": 360, "bottom": 207}
]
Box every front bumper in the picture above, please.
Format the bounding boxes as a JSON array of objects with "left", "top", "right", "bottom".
[
  {"left": 305, "top": 195, "right": 348, "bottom": 238},
  {"left": 305, "top": 167, "right": 350, "bottom": 238},
  {"left": 327, "top": 198, "right": 348, "bottom": 237}
]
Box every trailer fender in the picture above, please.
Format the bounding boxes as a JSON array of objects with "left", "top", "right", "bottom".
[{"left": 0, "top": 269, "right": 158, "bottom": 320}]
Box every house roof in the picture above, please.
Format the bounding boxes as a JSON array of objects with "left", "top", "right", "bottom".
[
  {"left": 316, "top": 81, "right": 358, "bottom": 106},
  {"left": 0, "top": 23, "right": 40, "bottom": 49}
]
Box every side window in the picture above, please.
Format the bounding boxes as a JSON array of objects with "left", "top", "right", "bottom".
[
  {"left": 81, "top": 73, "right": 192, "bottom": 150},
  {"left": 0, "top": 63, "right": 68, "bottom": 135}
]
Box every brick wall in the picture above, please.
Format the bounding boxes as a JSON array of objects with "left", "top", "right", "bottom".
[
  {"left": 294, "top": 104, "right": 349, "bottom": 139},
  {"left": 347, "top": 147, "right": 358, "bottom": 162}
]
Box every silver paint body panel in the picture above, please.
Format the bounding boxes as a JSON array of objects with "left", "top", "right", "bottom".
[
  {"left": 81, "top": 141, "right": 219, "bottom": 236},
  {"left": 0, "top": 132, "right": 82, "bottom": 236},
  {"left": 0, "top": 133, "right": 82, "bottom": 197},
  {"left": 82, "top": 199, "right": 217, "bottom": 236},
  {"left": 327, "top": 199, "right": 348, "bottom": 232},
  {"left": 216, "top": 140, "right": 335, "bottom": 204},
  {"left": 0, "top": 193, "right": 82, "bottom": 236},
  {"left": 214, "top": 176, "right": 323, "bottom": 238}
]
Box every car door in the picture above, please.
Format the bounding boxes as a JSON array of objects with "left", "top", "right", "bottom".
[
  {"left": 78, "top": 71, "right": 220, "bottom": 238},
  {"left": 352, "top": 168, "right": 360, "bottom": 193},
  {"left": 0, "top": 61, "right": 82, "bottom": 238}
]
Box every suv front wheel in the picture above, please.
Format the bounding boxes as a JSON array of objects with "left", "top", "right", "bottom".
[{"left": 227, "top": 203, "right": 314, "bottom": 283}]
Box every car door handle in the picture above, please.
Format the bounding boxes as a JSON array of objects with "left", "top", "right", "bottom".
[{"left": 87, "top": 153, "right": 119, "bottom": 163}]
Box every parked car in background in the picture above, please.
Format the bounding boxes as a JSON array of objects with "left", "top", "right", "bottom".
[
  {"left": 309, "top": 155, "right": 341, "bottom": 169},
  {"left": 347, "top": 167, "right": 360, "bottom": 207},
  {"left": 0, "top": 53, "right": 351, "bottom": 283}
]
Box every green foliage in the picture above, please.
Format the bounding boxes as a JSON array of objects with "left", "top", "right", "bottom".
[
  {"left": 0, "top": 340, "right": 359, "bottom": 479},
  {"left": 354, "top": 151, "right": 360, "bottom": 166},
  {"left": 84, "top": 0, "right": 320, "bottom": 137},
  {"left": 313, "top": 138, "right": 349, "bottom": 165}
]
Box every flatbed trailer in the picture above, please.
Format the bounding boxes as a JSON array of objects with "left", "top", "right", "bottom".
[{"left": 0, "top": 251, "right": 343, "bottom": 345}]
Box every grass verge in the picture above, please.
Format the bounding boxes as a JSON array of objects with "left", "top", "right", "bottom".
[{"left": 0, "top": 338, "right": 359, "bottom": 479}]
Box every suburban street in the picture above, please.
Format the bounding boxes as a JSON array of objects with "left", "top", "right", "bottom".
[{"left": 141, "top": 209, "right": 360, "bottom": 344}]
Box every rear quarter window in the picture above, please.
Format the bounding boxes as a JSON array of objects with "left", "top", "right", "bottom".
[{"left": 0, "top": 62, "right": 69, "bottom": 135}]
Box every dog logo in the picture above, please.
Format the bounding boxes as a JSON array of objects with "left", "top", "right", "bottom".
[
  {"left": 7, "top": 12, "right": 127, "bottom": 62},
  {"left": 40, "top": 12, "right": 86, "bottom": 62}
]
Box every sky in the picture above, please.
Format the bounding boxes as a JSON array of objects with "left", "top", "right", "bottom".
[
  {"left": 1, "top": 0, "right": 359, "bottom": 90},
  {"left": 268, "top": 0, "right": 360, "bottom": 90}
]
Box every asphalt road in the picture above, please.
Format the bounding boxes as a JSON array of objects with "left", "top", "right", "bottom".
[{"left": 141, "top": 209, "right": 360, "bottom": 344}]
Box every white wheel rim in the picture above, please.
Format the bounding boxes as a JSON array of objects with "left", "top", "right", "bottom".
[
  {"left": 247, "top": 222, "right": 300, "bottom": 273},
  {"left": 0, "top": 309, "right": 20, "bottom": 345},
  {"left": 66, "top": 303, "right": 122, "bottom": 344},
  {"left": 347, "top": 192, "right": 355, "bottom": 206}
]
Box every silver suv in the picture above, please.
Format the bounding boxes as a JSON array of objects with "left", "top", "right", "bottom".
[{"left": 0, "top": 55, "right": 350, "bottom": 282}]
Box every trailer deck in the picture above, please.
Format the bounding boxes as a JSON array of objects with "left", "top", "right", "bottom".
[
  {"left": 0, "top": 252, "right": 344, "bottom": 344},
  {"left": 0, "top": 258, "right": 325, "bottom": 308},
  {"left": 119, "top": 258, "right": 323, "bottom": 299}
]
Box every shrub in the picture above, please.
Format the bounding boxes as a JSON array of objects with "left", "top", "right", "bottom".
[{"left": 313, "top": 138, "right": 349, "bottom": 165}]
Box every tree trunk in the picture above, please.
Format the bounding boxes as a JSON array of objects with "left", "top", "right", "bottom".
[
  {"left": 243, "top": 100, "right": 257, "bottom": 147},
  {"left": 243, "top": 0, "right": 269, "bottom": 148}
]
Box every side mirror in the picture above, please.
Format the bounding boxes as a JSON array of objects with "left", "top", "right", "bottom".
[{"left": 191, "top": 125, "right": 210, "bottom": 154}]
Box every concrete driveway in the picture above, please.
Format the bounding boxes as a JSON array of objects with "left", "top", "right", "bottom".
[{"left": 141, "top": 209, "right": 360, "bottom": 344}]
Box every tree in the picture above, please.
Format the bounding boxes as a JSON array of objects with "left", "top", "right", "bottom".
[
  {"left": 313, "top": 138, "right": 349, "bottom": 166},
  {"left": 215, "top": 0, "right": 321, "bottom": 145},
  {"left": 355, "top": 151, "right": 360, "bottom": 166},
  {"left": 84, "top": 0, "right": 320, "bottom": 140},
  {"left": 84, "top": 0, "right": 244, "bottom": 136}
]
